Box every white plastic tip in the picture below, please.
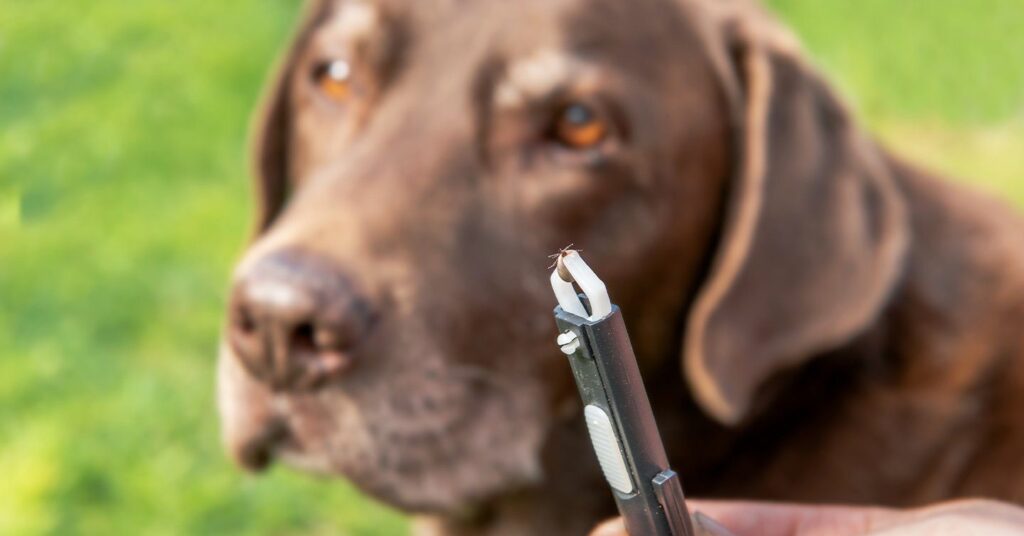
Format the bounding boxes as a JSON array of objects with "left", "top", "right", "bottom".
[{"left": 550, "top": 250, "right": 612, "bottom": 322}]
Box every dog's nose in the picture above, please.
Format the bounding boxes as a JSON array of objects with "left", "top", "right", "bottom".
[{"left": 228, "top": 250, "right": 375, "bottom": 390}]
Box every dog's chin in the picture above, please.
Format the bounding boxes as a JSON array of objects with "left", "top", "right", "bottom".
[
  {"left": 219, "top": 339, "right": 552, "bottom": 515},
  {"left": 276, "top": 431, "right": 545, "bottom": 515}
]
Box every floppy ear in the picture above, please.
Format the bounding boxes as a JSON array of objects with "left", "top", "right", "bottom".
[
  {"left": 683, "top": 22, "right": 909, "bottom": 425},
  {"left": 249, "top": 0, "right": 329, "bottom": 234}
]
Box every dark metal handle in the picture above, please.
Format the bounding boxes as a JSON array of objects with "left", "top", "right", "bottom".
[{"left": 555, "top": 305, "right": 695, "bottom": 536}]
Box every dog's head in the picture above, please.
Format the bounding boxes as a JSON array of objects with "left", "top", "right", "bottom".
[{"left": 218, "top": 0, "right": 907, "bottom": 514}]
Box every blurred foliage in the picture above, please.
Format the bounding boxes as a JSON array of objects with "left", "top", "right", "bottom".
[
  {"left": 0, "top": 0, "right": 1021, "bottom": 534},
  {"left": 768, "top": 0, "right": 1024, "bottom": 206}
]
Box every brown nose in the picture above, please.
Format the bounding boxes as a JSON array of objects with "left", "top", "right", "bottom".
[{"left": 228, "top": 250, "right": 375, "bottom": 390}]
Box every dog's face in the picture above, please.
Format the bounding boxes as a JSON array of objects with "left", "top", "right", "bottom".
[{"left": 219, "top": 0, "right": 908, "bottom": 516}]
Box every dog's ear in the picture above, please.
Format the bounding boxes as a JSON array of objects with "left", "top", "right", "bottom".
[
  {"left": 249, "top": 0, "right": 329, "bottom": 234},
  {"left": 683, "top": 19, "right": 909, "bottom": 425}
]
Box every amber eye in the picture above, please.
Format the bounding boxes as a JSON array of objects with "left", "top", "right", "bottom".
[
  {"left": 553, "top": 103, "right": 608, "bottom": 149},
  {"left": 314, "top": 59, "right": 353, "bottom": 102}
]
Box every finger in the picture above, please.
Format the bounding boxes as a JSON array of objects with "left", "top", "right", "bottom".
[
  {"left": 687, "top": 499, "right": 899, "bottom": 536},
  {"left": 873, "top": 499, "right": 1024, "bottom": 536}
]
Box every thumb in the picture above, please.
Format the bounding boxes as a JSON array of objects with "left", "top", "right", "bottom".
[{"left": 587, "top": 512, "right": 738, "bottom": 536}]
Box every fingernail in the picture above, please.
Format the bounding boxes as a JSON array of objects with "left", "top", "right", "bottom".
[{"left": 693, "top": 511, "right": 738, "bottom": 536}]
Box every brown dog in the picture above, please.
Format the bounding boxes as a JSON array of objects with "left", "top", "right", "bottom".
[{"left": 217, "top": 0, "right": 1024, "bottom": 533}]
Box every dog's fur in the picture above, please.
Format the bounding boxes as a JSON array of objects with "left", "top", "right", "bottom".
[{"left": 218, "top": 0, "right": 1024, "bottom": 533}]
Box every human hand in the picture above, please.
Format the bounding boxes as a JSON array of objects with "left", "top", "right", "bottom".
[{"left": 589, "top": 498, "right": 1024, "bottom": 536}]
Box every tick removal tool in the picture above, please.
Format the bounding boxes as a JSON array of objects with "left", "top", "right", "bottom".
[{"left": 551, "top": 249, "right": 702, "bottom": 536}]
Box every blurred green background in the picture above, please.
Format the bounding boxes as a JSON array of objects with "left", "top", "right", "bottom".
[{"left": 1, "top": 0, "right": 1021, "bottom": 534}]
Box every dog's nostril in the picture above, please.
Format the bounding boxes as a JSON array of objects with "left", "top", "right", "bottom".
[
  {"left": 228, "top": 298, "right": 266, "bottom": 380},
  {"left": 291, "top": 322, "right": 317, "bottom": 355},
  {"left": 289, "top": 322, "right": 360, "bottom": 390},
  {"left": 236, "top": 305, "right": 257, "bottom": 335}
]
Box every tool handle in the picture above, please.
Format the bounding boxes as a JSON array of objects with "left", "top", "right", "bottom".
[{"left": 555, "top": 306, "right": 695, "bottom": 536}]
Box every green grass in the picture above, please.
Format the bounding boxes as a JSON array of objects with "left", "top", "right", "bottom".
[
  {"left": 0, "top": 1, "right": 405, "bottom": 534},
  {"left": 1, "top": 1, "right": 1021, "bottom": 534}
]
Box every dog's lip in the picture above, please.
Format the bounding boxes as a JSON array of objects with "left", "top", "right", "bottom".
[{"left": 234, "top": 418, "right": 297, "bottom": 473}]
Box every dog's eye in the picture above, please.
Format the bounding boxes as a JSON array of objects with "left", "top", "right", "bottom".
[
  {"left": 552, "top": 103, "right": 608, "bottom": 149},
  {"left": 313, "top": 60, "right": 353, "bottom": 102}
]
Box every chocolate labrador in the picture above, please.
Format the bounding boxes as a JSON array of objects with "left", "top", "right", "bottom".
[{"left": 217, "top": 0, "right": 1024, "bottom": 533}]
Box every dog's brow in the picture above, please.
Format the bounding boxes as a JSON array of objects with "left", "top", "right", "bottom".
[
  {"left": 495, "top": 50, "right": 577, "bottom": 108},
  {"left": 341, "top": 1, "right": 379, "bottom": 37},
  {"left": 322, "top": 0, "right": 383, "bottom": 43}
]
